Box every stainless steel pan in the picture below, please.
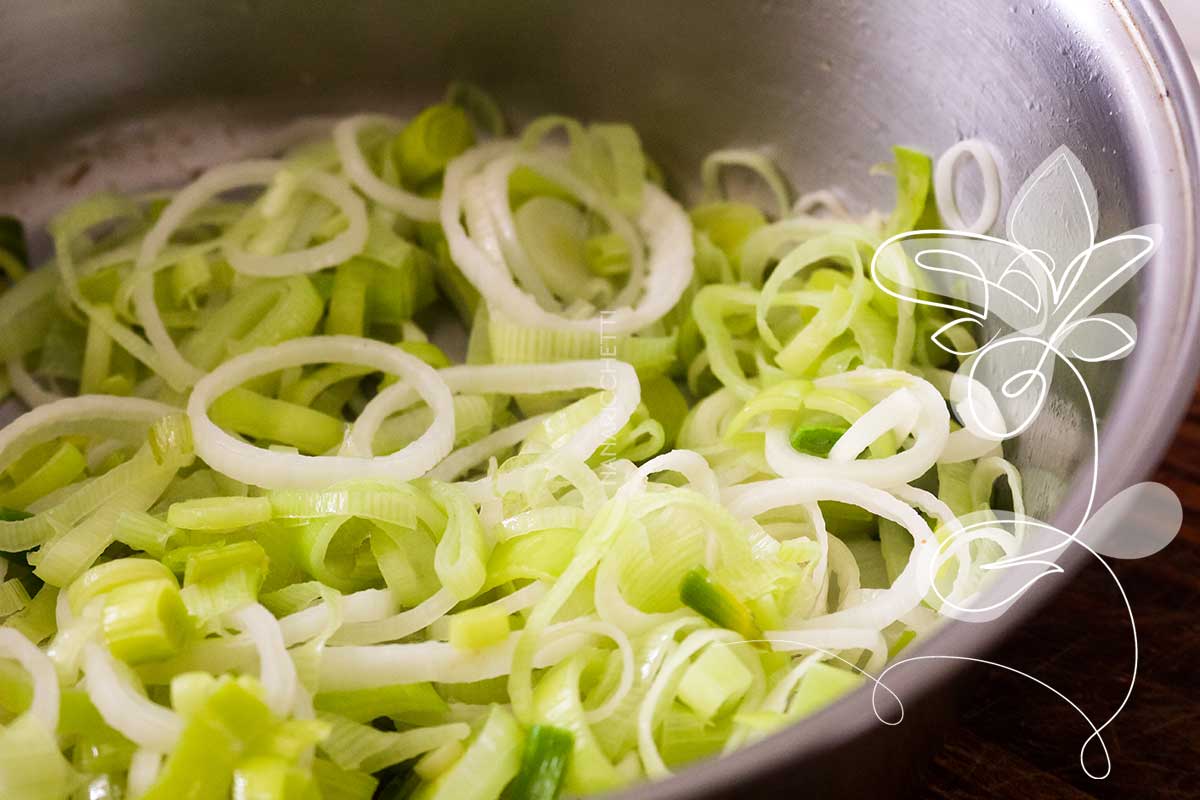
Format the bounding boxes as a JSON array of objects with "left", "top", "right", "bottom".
[{"left": 2, "top": 1, "right": 1197, "bottom": 796}]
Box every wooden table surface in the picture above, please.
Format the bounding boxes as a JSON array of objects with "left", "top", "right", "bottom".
[{"left": 919, "top": 386, "right": 1200, "bottom": 798}]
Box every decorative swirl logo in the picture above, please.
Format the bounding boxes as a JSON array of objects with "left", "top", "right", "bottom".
[{"left": 864, "top": 146, "right": 1185, "bottom": 778}]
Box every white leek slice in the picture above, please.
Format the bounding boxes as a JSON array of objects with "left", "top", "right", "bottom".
[
  {"left": 764, "top": 369, "right": 949, "bottom": 488},
  {"left": 0, "top": 395, "right": 174, "bottom": 474},
  {"left": 187, "top": 336, "right": 454, "bottom": 490},
  {"left": 441, "top": 143, "right": 693, "bottom": 334},
  {"left": 724, "top": 477, "right": 937, "bottom": 632},
  {"left": 333, "top": 114, "right": 440, "bottom": 222},
  {"left": 925, "top": 368, "right": 1007, "bottom": 463},
  {"left": 4, "top": 360, "right": 63, "bottom": 408},
  {"left": 83, "top": 643, "right": 183, "bottom": 750},
  {"left": 317, "top": 623, "right": 596, "bottom": 692},
  {"left": 350, "top": 360, "right": 640, "bottom": 494},
  {"left": 231, "top": 603, "right": 301, "bottom": 717},
  {"left": 0, "top": 628, "right": 60, "bottom": 730}
]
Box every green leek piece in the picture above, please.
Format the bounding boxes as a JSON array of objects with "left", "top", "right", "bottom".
[
  {"left": 167, "top": 496, "right": 273, "bottom": 531},
  {"left": 679, "top": 566, "right": 761, "bottom": 641},
  {"left": 169, "top": 252, "right": 213, "bottom": 307},
  {"left": 394, "top": 104, "right": 475, "bottom": 187},
  {"left": 688, "top": 202, "right": 766, "bottom": 262},
  {"left": 230, "top": 276, "right": 325, "bottom": 356},
  {"left": 506, "top": 725, "right": 574, "bottom": 800},
  {"left": 73, "top": 720, "right": 136, "bottom": 774},
  {"left": 583, "top": 232, "right": 631, "bottom": 277},
  {"left": 361, "top": 245, "right": 438, "bottom": 327},
  {"left": 580, "top": 123, "right": 646, "bottom": 214},
  {"left": 448, "top": 605, "right": 510, "bottom": 651},
  {"left": 879, "top": 518, "right": 914, "bottom": 586},
  {"left": 179, "top": 281, "right": 288, "bottom": 371},
  {"left": 845, "top": 538, "right": 888, "bottom": 590},
  {"left": 659, "top": 706, "right": 733, "bottom": 767},
  {"left": 269, "top": 485, "right": 423, "bottom": 527},
  {"left": 529, "top": 653, "right": 622, "bottom": 794},
  {"left": 692, "top": 230, "right": 733, "bottom": 285},
  {"left": 181, "top": 541, "right": 269, "bottom": 622},
  {"left": 787, "top": 662, "right": 864, "bottom": 718},
  {"left": 885, "top": 146, "right": 940, "bottom": 236},
  {"left": 430, "top": 239, "right": 480, "bottom": 321},
  {"left": 370, "top": 394, "right": 491, "bottom": 457},
  {"left": 278, "top": 363, "right": 368, "bottom": 408},
  {"left": 113, "top": 511, "right": 174, "bottom": 557},
  {"left": 639, "top": 376, "right": 689, "bottom": 448},
  {"left": 803, "top": 388, "right": 896, "bottom": 458},
  {"left": 513, "top": 196, "right": 592, "bottom": 305},
  {"left": 0, "top": 441, "right": 86, "bottom": 510},
  {"left": 0, "top": 556, "right": 38, "bottom": 605},
  {"left": 68, "top": 557, "right": 178, "bottom": 615},
  {"left": 848, "top": 300, "right": 898, "bottom": 368},
  {"left": 937, "top": 460, "right": 975, "bottom": 520},
  {"left": 170, "top": 672, "right": 219, "bottom": 718},
  {"left": 4, "top": 585, "right": 57, "bottom": 644},
  {"left": 77, "top": 268, "right": 124, "bottom": 307},
  {"left": 209, "top": 387, "right": 346, "bottom": 456},
  {"left": 0, "top": 712, "right": 75, "bottom": 800},
  {"left": 413, "top": 740, "right": 465, "bottom": 781},
  {"left": 412, "top": 706, "right": 523, "bottom": 800},
  {"left": 888, "top": 629, "right": 917, "bottom": 658},
  {"left": 318, "top": 713, "right": 468, "bottom": 773},
  {"left": 398, "top": 341, "right": 452, "bottom": 369},
  {"left": 775, "top": 285, "right": 855, "bottom": 376},
  {"left": 314, "top": 682, "right": 447, "bottom": 723},
  {"left": 677, "top": 645, "right": 753, "bottom": 721},
  {"left": 0, "top": 658, "right": 32, "bottom": 715},
  {"left": 488, "top": 313, "right": 677, "bottom": 378},
  {"left": 700, "top": 150, "right": 790, "bottom": 219},
  {"left": 483, "top": 528, "right": 579, "bottom": 589},
  {"left": 312, "top": 758, "right": 378, "bottom": 800},
  {"left": 29, "top": 450, "right": 189, "bottom": 586},
  {"left": 0, "top": 577, "right": 31, "bottom": 617},
  {"left": 231, "top": 755, "right": 318, "bottom": 800},
  {"left": 183, "top": 540, "right": 269, "bottom": 587},
  {"left": 79, "top": 313, "right": 115, "bottom": 395},
  {"left": 371, "top": 525, "right": 440, "bottom": 606},
  {"left": 7, "top": 441, "right": 63, "bottom": 484},
  {"left": 259, "top": 581, "right": 322, "bottom": 617},
  {"left": 31, "top": 320, "right": 84, "bottom": 384},
  {"left": 508, "top": 167, "right": 576, "bottom": 209},
  {"left": 325, "top": 259, "right": 374, "bottom": 337},
  {"left": 429, "top": 481, "right": 491, "bottom": 601},
  {"left": 263, "top": 718, "right": 331, "bottom": 763},
  {"left": 55, "top": 686, "right": 105, "bottom": 738},
  {"left": 92, "top": 444, "right": 133, "bottom": 474},
  {"left": 101, "top": 578, "right": 193, "bottom": 664},
  {"left": 148, "top": 413, "right": 195, "bottom": 467},
  {"left": 141, "top": 677, "right": 277, "bottom": 800},
  {"left": 789, "top": 424, "right": 849, "bottom": 457},
  {"left": 292, "top": 518, "right": 381, "bottom": 594}
]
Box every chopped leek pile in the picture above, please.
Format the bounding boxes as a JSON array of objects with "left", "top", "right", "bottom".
[{"left": 0, "top": 84, "right": 1023, "bottom": 800}]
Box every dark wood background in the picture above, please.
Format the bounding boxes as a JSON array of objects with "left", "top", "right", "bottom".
[{"left": 920, "top": 388, "right": 1200, "bottom": 798}]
